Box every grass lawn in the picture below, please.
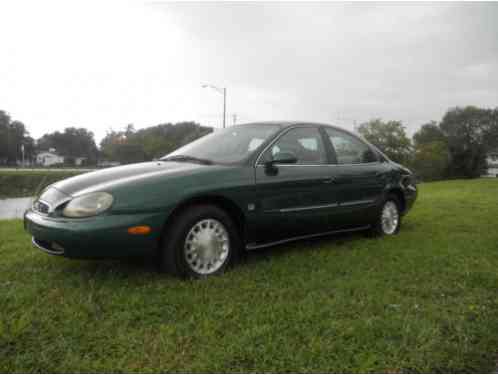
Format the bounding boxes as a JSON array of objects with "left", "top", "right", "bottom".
[
  {"left": 1, "top": 179, "right": 498, "bottom": 372},
  {"left": 0, "top": 170, "right": 86, "bottom": 199}
]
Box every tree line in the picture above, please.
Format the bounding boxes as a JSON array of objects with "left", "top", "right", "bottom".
[
  {"left": 99, "top": 122, "right": 212, "bottom": 164},
  {"left": 357, "top": 106, "right": 498, "bottom": 180},
  {"left": 0, "top": 109, "right": 212, "bottom": 167},
  {"left": 1, "top": 105, "right": 496, "bottom": 180}
]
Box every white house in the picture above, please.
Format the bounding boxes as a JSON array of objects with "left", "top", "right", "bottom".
[
  {"left": 36, "top": 149, "right": 64, "bottom": 167},
  {"left": 483, "top": 151, "right": 498, "bottom": 177}
]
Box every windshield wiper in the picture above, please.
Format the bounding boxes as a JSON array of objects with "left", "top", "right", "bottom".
[{"left": 161, "top": 155, "right": 213, "bottom": 165}]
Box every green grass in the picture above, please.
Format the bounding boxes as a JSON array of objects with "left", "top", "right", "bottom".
[
  {"left": 0, "top": 170, "right": 86, "bottom": 199},
  {"left": 1, "top": 179, "right": 498, "bottom": 372}
]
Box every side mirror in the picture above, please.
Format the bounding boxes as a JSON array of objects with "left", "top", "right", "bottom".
[{"left": 264, "top": 151, "right": 298, "bottom": 175}]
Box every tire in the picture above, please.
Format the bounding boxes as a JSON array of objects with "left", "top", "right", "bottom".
[
  {"left": 159, "top": 204, "right": 242, "bottom": 278},
  {"left": 369, "top": 194, "right": 401, "bottom": 237}
]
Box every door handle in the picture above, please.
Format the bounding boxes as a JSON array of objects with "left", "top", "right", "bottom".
[{"left": 322, "top": 177, "right": 336, "bottom": 184}]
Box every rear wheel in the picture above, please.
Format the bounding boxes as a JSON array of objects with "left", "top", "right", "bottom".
[
  {"left": 160, "top": 205, "right": 241, "bottom": 278},
  {"left": 370, "top": 194, "right": 401, "bottom": 237}
]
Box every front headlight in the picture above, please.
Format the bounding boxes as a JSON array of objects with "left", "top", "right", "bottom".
[{"left": 62, "top": 192, "right": 114, "bottom": 218}]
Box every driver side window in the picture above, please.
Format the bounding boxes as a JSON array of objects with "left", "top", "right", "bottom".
[{"left": 263, "top": 127, "right": 327, "bottom": 165}]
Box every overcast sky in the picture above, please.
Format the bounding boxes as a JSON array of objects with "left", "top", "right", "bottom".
[{"left": 1, "top": 1, "right": 497, "bottom": 143}]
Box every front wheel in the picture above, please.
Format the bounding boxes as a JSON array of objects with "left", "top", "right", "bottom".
[
  {"left": 159, "top": 205, "right": 241, "bottom": 278},
  {"left": 370, "top": 195, "right": 401, "bottom": 237}
]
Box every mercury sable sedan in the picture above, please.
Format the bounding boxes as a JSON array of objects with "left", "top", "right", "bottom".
[{"left": 24, "top": 122, "right": 417, "bottom": 278}]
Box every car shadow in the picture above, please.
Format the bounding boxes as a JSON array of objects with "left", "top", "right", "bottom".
[
  {"left": 243, "top": 230, "right": 369, "bottom": 266},
  {"left": 57, "top": 255, "right": 163, "bottom": 280}
]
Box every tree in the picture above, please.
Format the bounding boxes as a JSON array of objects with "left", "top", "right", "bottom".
[
  {"left": 484, "top": 108, "right": 498, "bottom": 151},
  {"left": 0, "top": 111, "right": 11, "bottom": 163},
  {"left": 439, "top": 106, "right": 492, "bottom": 178},
  {"left": 357, "top": 119, "right": 412, "bottom": 164},
  {"left": 37, "top": 127, "right": 99, "bottom": 164},
  {"left": 100, "top": 122, "right": 212, "bottom": 164},
  {"left": 412, "top": 141, "right": 449, "bottom": 181},
  {"left": 0, "top": 110, "right": 35, "bottom": 165},
  {"left": 410, "top": 121, "right": 450, "bottom": 181},
  {"left": 413, "top": 121, "right": 447, "bottom": 147}
]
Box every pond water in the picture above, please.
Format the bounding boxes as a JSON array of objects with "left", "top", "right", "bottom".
[{"left": 0, "top": 197, "right": 34, "bottom": 219}]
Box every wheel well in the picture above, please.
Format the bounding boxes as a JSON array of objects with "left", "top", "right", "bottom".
[
  {"left": 159, "top": 195, "right": 246, "bottom": 247},
  {"left": 387, "top": 188, "right": 406, "bottom": 213}
]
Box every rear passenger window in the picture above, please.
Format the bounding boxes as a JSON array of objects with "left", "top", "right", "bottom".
[{"left": 325, "top": 128, "right": 378, "bottom": 164}]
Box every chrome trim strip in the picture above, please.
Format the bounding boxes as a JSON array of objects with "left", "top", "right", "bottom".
[
  {"left": 276, "top": 161, "right": 381, "bottom": 167},
  {"left": 265, "top": 202, "right": 339, "bottom": 213},
  {"left": 265, "top": 199, "right": 374, "bottom": 214},
  {"left": 32, "top": 237, "right": 65, "bottom": 256},
  {"left": 339, "top": 199, "right": 375, "bottom": 207},
  {"left": 246, "top": 225, "right": 370, "bottom": 250},
  {"left": 256, "top": 163, "right": 331, "bottom": 168}
]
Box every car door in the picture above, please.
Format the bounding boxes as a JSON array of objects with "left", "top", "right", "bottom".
[
  {"left": 251, "top": 126, "right": 343, "bottom": 245},
  {"left": 323, "top": 127, "right": 388, "bottom": 226}
]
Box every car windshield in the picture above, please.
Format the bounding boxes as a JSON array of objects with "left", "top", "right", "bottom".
[{"left": 161, "top": 124, "right": 281, "bottom": 164}]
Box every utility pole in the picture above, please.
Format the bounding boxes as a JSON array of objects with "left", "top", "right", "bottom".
[
  {"left": 232, "top": 113, "right": 237, "bottom": 126},
  {"left": 6, "top": 124, "right": 11, "bottom": 166},
  {"left": 5, "top": 124, "right": 8, "bottom": 165}
]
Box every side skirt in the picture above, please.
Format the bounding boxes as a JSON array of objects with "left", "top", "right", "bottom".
[{"left": 246, "top": 225, "right": 371, "bottom": 251}]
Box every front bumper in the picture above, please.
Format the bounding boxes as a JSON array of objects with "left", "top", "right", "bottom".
[
  {"left": 24, "top": 209, "right": 166, "bottom": 259},
  {"left": 32, "top": 237, "right": 66, "bottom": 256}
]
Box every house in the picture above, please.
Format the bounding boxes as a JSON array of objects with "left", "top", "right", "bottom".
[
  {"left": 484, "top": 151, "right": 498, "bottom": 177},
  {"left": 36, "top": 149, "right": 64, "bottom": 167}
]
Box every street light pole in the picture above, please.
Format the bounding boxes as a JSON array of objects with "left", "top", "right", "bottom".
[
  {"left": 202, "top": 84, "right": 227, "bottom": 129},
  {"left": 222, "top": 87, "right": 226, "bottom": 129}
]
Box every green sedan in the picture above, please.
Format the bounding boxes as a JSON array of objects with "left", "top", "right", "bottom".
[{"left": 24, "top": 122, "right": 417, "bottom": 278}]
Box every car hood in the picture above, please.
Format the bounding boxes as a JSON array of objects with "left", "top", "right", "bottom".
[{"left": 51, "top": 161, "right": 205, "bottom": 197}]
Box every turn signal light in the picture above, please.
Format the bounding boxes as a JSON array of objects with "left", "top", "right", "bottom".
[{"left": 128, "top": 225, "right": 151, "bottom": 235}]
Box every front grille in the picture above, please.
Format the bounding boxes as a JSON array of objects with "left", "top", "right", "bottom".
[
  {"left": 33, "top": 200, "right": 50, "bottom": 214},
  {"left": 33, "top": 187, "right": 70, "bottom": 215},
  {"left": 39, "top": 187, "right": 68, "bottom": 205}
]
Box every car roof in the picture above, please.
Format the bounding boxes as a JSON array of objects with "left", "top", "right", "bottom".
[
  {"left": 239, "top": 121, "right": 356, "bottom": 133},
  {"left": 239, "top": 121, "right": 301, "bottom": 127},
  {"left": 240, "top": 121, "right": 337, "bottom": 128}
]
